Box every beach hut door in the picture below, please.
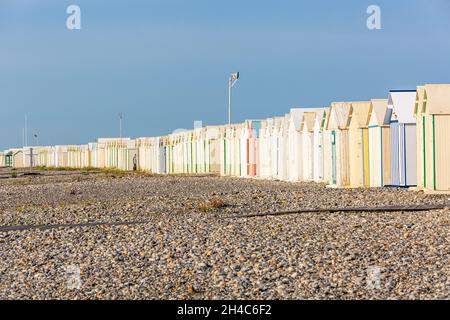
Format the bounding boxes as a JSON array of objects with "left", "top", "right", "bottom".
[{"left": 331, "top": 130, "right": 337, "bottom": 185}]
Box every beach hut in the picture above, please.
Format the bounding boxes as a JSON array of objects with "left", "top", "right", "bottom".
[
  {"left": 194, "top": 127, "right": 205, "bottom": 174},
  {"left": 136, "top": 138, "right": 151, "bottom": 172},
  {"left": 271, "top": 115, "right": 289, "bottom": 180},
  {"left": 258, "top": 119, "right": 273, "bottom": 179},
  {"left": 0, "top": 152, "right": 4, "bottom": 167},
  {"left": 368, "top": 99, "right": 392, "bottom": 187},
  {"left": 285, "top": 108, "right": 325, "bottom": 182},
  {"left": 270, "top": 117, "right": 283, "bottom": 179},
  {"left": 67, "top": 145, "right": 89, "bottom": 169},
  {"left": 326, "top": 102, "right": 352, "bottom": 187},
  {"left": 220, "top": 125, "right": 241, "bottom": 176},
  {"left": 279, "top": 114, "right": 291, "bottom": 181},
  {"left": 220, "top": 124, "right": 242, "bottom": 177},
  {"left": 322, "top": 108, "right": 332, "bottom": 184},
  {"left": 300, "top": 111, "right": 316, "bottom": 181},
  {"left": 95, "top": 138, "right": 136, "bottom": 171},
  {"left": 204, "top": 126, "right": 221, "bottom": 174},
  {"left": 233, "top": 124, "right": 244, "bottom": 177},
  {"left": 55, "top": 145, "right": 69, "bottom": 167},
  {"left": 240, "top": 120, "right": 261, "bottom": 178},
  {"left": 388, "top": 90, "right": 417, "bottom": 187},
  {"left": 347, "top": 101, "right": 371, "bottom": 188},
  {"left": 286, "top": 109, "right": 303, "bottom": 182},
  {"left": 88, "top": 143, "right": 97, "bottom": 168},
  {"left": 313, "top": 109, "right": 328, "bottom": 182},
  {"left": 6, "top": 148, "right": 25, "bottom": 168},
  {"left": 4, "top": 151, "right": 13, "bottom": 167},
  {"left": 37, "top": 146, "right": 56, "bottom": 167},
  {"left": 415, "top": 84, "right": 450, "bottom": 192}
]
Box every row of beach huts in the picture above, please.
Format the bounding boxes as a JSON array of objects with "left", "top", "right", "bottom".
[{"left": 1, "top": 84, "right": 449, "bottom": 193}]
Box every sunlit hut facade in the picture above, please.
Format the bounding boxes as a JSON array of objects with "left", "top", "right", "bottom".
[
  {"left": 54, "top": 145, "right": 69, "bottom": 167},
  {"left": 67, "top": 145, "right": 89, "bottom": 169},
  {"left": 286, "top": 109, "right": 303, "bottom": 182},
  {"left": 220, "top": 124, "right": 241, "bottom": 176},
  {"left": 368, "top": 99, "right": 391, "bottom": 187},
  {"left": 313, "top": 108, "right": 328, "bottom": 182},
  {"left": 322, "top": 108, "right": 332, "bottom": 184},
  {"left": 194, "top": 127, "right": 206, "bottom": 174},
  {"left": 280, "top": 114, "right": 291, "bottom": 181},
  {"left": 230, "top": 123, "right": 243, "bottom": 177},
  {"left": 136, "top": 137, "right": 153, "bottom": 172},
  {"left": 239, "top": 120, "right": 261, "bottom": 178},
  {"left": 258, "top": 118, "right": 273, "bottom": 179},
  {"left": 37, "top": 147, "right": 55, "bottom": 167},
  {"left": 347, "top": 101, "right": 371, "bottom": 188},
  {"left": 193, "top": 126, "right": 221, "bottom": 175},
  {"left": 136, "top": 136, "right": 167, "bottom": 174},
  {"left": 326, "top": 102, "right": 351, "bottom": 187},
  {"left": 300, "top": 111, "right": 316, "bottom": 181},
  {"left": 388, "top": 90, "right": 417, "bottom": 187},
  {"left": 88, "top": 142, "right": 97, "bottom": 168},
  {"left": 99, "top": 138, "right": 137, "bottom": 171},
  {"left": 205, "top": 126, "right": 222, "bottom": 174},
  {"left": 415, "top": 84, "right": 450, "bottom": 193},
  {"left": 286, "top": 108, "right": 318, "bottom": 182},
  {"left": 270, "top": 117, "right": 283, "bottom": 179}
]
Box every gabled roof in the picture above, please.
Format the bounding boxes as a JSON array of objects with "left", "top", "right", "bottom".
[
  {"left": 322, "top": 108, "right": 330, "bottom": 130},
  {"left": 369, "top": 99, "right": 390, "bottom": 126},
  {"left": 348, "top": 101, "right": 371, "bottom": 128},
  {"left": 327, "top": 102, "right": 352, "bottom": 130},
  {"left": 289, "top": 107, "right": 325, "bottom": 132},
  {"left": 301, "top": 112, "right": 316, "bottom": 132},
  {"left": 423, "top": 84, "right": 450, "bottom": 115},
  {"left": 388, "top": 90, "right": 416, "bottom": 123},
  {"left": 313, "top": 108, "right": 327, "bottom": 130}
]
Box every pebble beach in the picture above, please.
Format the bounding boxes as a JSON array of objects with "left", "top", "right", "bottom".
[{"left": 0, "top": 169, "right": 449, "bottom": 299}]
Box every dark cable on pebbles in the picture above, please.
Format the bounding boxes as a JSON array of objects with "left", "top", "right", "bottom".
[
  {"left": 0, "top": 203, "right": 447, "bottom": 233},
  {"left": 227, "top": 203, "right": 449, "bottom": 219}
]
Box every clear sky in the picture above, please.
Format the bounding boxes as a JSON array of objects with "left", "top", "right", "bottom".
[{"left": 1, "top": 0, "right": 449, "bottom": 149}]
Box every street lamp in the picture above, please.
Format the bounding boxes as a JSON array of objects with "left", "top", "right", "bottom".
[
  {"left": 228, "top": 72, "right": 239, "bottom": 126},
  {"left": 33, "top": 133, "right": 38, "bottom": 146}
]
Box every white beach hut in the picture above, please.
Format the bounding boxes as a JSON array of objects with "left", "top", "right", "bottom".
[{"left": 388, "top": 90, "right": 417, "bottom": 187}]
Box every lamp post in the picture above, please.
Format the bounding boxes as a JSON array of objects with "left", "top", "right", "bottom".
[{"left": 228, "top": 72, "right": 239, "bottom": 126}]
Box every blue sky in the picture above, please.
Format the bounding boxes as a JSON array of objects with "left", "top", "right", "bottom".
[{"left": 1, "top": 0, "right": 449, "bottom": 149}]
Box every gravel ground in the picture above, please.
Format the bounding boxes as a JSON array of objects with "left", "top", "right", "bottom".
[{"left": 0, "top": 169, "right": 449, "bottom": 299}]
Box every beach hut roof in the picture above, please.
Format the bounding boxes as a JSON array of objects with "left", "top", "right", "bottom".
[
  {"left": 423, "top": 84, "right": 450, "bottom": 115},
  {"left": 301, "top": 112, "right": 316, "bottom": 132},
  {"left": 348, "top": 101, "right": 371, "bottom": 128},
  {"left": 312, "top": 108, "right": 327, "bottom": 130},
  {"left": 321, "top": 109, "right": 330, "bottom": 130},
  {"left": 369, "top": 99, "right": 391, "bottom": 126},
  {"left": 327, "top": 102, "right": 352, "bottom": 130},
  {"left": 388, "top": 90, "right": 417, "bottom": 123},
  {"left": 289, "top": 107, "right": 324, "bottom": 131}
]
